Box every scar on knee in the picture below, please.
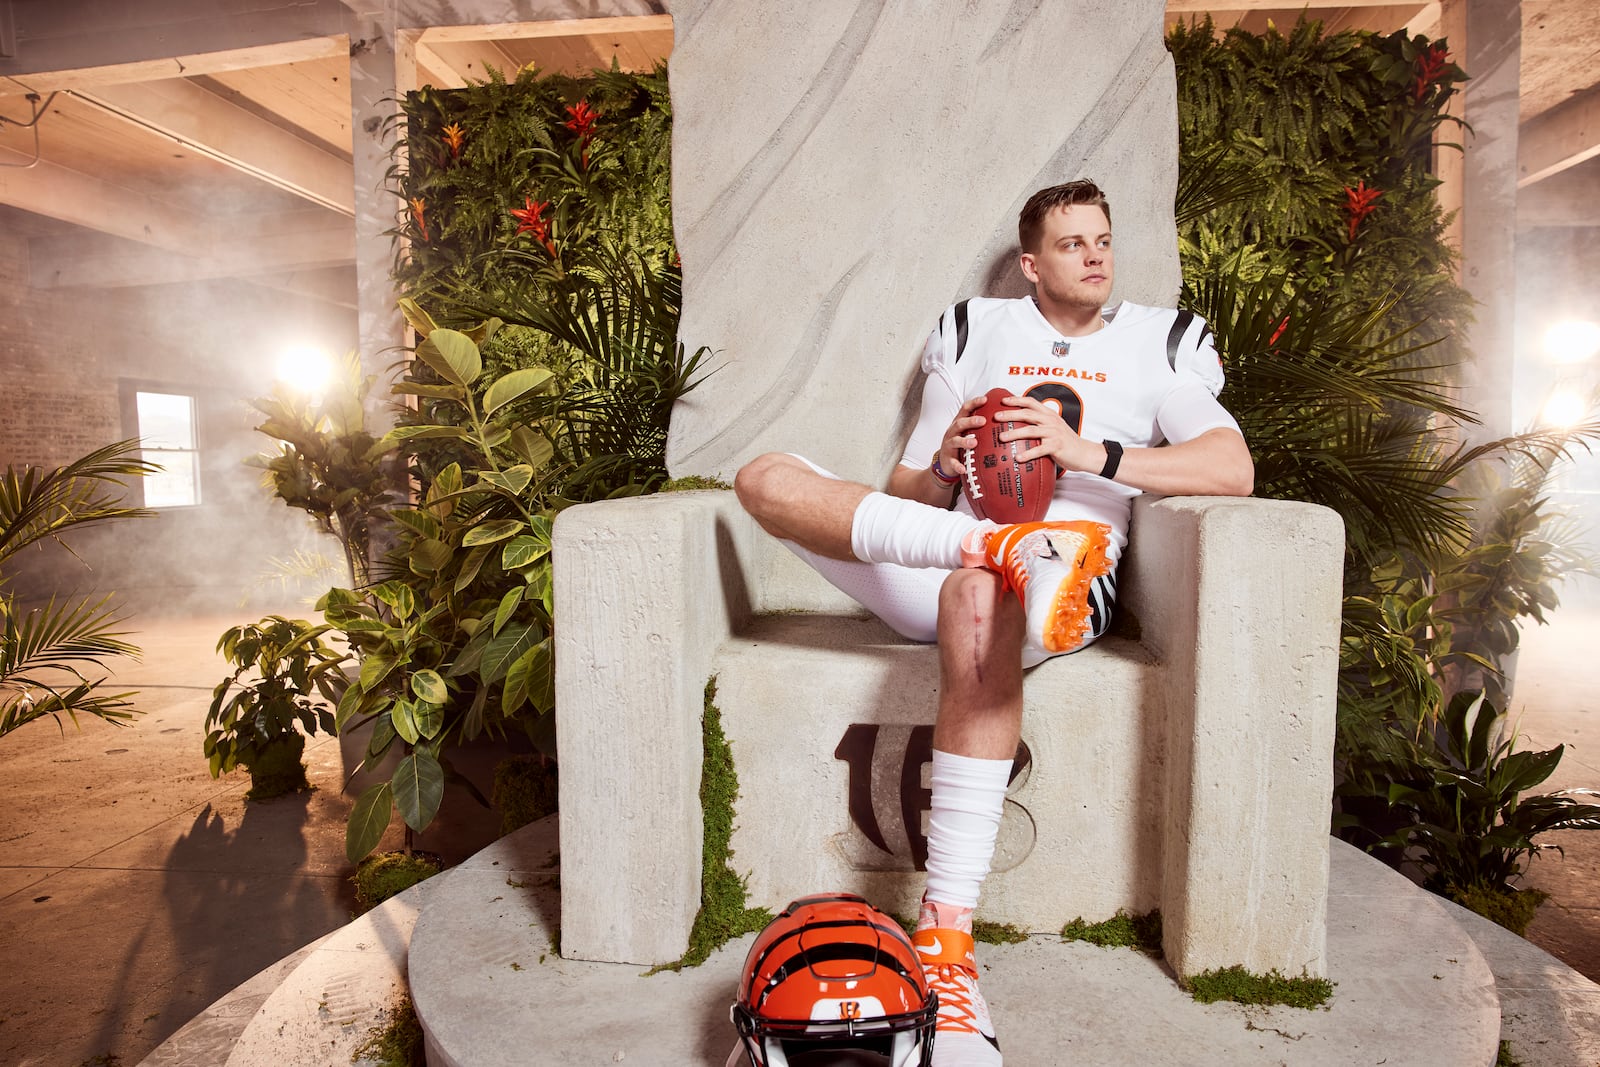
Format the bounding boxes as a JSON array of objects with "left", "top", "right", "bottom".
[{"left": 964, "top": 586, "right": 989, "bottom": 685}]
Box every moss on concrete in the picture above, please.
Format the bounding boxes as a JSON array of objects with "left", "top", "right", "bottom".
[
  {"left": 351, "top": 852, "right": 442, "bottom": 914},
  {"left": 491, "top": 754, "right": 558, "bottom": 836},
  {"left": 351, "top": 996, "right": 424, "bottom": 1066},
  {"left": 1497, "top": 1040, "right": 1525, "bottom": 1067},
  {"left": 650, "top": 678, "right": 773, "bottom": 973},
  {"left": 1061, "top": 909, "right": 1163, "bottom": 953},
  {"left": 1182, "top": 965, "right": 1334, "bottom": 1009},
  {"left": 662, "top": 475, "right": 733, "bottom": 492},
  {"left": 972, "top": 919, "right": 1030, "bottom": 945},
  {"left": 1452, "top": 884, "right": 1548, "bottom": 937}
]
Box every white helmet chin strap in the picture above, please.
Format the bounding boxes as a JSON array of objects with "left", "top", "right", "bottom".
[
  {"left": 890, "top": 1030, "right": 923, "bottom": 1067},
  {"left": 761, "top": 1037, "right": 791, "bottom": 1067}
]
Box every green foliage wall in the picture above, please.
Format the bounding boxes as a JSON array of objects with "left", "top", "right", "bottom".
[
  {"left": 256, "top": 64, "right": 702, "bottom": 860},
  {"left": 1171, "top": 19, "right": 1600, "bottom": 900},
  {"left": 396, "top": 66, "right": 674, "bottom": 348},
  {"left": 1170, "top": 18, "right": 1471, "bottom": 364},
  {"left": 394, "top": 65, "right": 696, "bottom": 503}
]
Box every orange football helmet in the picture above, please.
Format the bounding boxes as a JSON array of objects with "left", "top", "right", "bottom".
[{"left": 731, "top": 893, "right": 937, "bottom": 1067}]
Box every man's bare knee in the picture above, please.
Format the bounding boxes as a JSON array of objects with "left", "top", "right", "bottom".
[
  {"left": 938, "top": 569, "right": 1011, "bottom": 630},
  {"left": 938, "top": 570, "right": 1022, "bottom": 669},
  {"left": 735, "top": 453, "right": 801, "bottom": 527}
]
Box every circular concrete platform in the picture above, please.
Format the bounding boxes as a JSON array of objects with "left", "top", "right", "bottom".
[{"left": 407, "top": 824, "right": 1500, "bottom": 1066}]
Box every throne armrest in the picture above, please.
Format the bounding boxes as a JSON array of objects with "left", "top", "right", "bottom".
[
  {"left": 551, "top": 489, "right": 759, "bottom": 963},
  {"left": 1121, "top": 494, "right": 1346, "bottom": 976}
]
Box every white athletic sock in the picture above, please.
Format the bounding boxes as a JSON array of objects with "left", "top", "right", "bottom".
[
  {"left": 923, "top": 749, "right": 1013, "bottom": 910},
  {"left": 850, "top": 491, "right": 981, "bottom": 570}
]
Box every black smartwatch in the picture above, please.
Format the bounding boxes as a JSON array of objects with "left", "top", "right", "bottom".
[{"left": 1099, "top": 440, "right": 1124, "bottom": 481}]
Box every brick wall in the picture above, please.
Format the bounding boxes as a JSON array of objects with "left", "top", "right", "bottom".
[{"left": 0, "top": 218, "right": 360, "bottom": 613}]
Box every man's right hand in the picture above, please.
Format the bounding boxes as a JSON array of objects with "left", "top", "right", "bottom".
[{"left": 936, "top": 395, "right": 990, "bottom": 481}]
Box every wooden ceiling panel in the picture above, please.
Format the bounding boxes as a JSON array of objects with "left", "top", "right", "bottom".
[
  {"left": 1183, "top": 5, "right": 1426, "bottom": 34},
  {"left": 421, "top": 39, "right": 526, "bottom": 85},
  {"left": 200, "top": 57, "right": 354, "bottom": 157},
  {"left": 0, "top": 89, "right": 315, "bottom": 215},
  {"left": 1166, "top": 3, "right": 1429, "bottom": 33},
  {"left": 1522, "top": 1, "right": 1600, "bottom": 122}
]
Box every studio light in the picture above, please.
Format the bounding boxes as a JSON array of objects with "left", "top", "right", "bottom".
[
  {"left": 276, "top": 344, "right": 337, "bottom": 396},
  {"left": 1542, "top": 320, "right": 1600, "bottom": 365},
  {"left": 1541, "top": 387, "right": 1587, "bottom": 428}
]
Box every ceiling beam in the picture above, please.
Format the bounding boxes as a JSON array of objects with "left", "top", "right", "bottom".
[
  {"left": 67, "top": 78, "right": 354, "bottom": 215},
  {"left": 27, "top": 210, "right": 353, "bottom": 289},
  {"left": 0, "top": 143, "right": 211, "bottom": 252},
  {"left": 239, "top": 265, "right": 358, "bottom": 309},
  {"left": 412, "top": 15, "right": 674, "bottom": 45},
  {"left": 0, "top": 35, "right": 346, "bottom": 95},
  {"left": 1166, "top": 0, "right": 1425, "bottom": 8},
  {"left": 1405, "top": 2, "right": 1441, "bottom": 36},
  {"left": 1518, "top": 82, "right": 1600, "bottom": 188},
  {"left": 1517, "top": 160, "right": 1600, "bottom": 229}
]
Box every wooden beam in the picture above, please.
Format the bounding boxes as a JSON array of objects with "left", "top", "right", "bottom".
[
  {"left": 69, "top": 78, "right": 354, "bottom": 215},
  {"left": 1405, "top": 2, "right": 1442, "bottom": 35},
  {"left": 0, "top": 143, "right": 211, "bottom": 252},
  {"left": 239, "top": 264, "right": 358, "bottom": 309},
  {"left": 1517, "top": 161, "right": 1600, "bottom": 229},
  {"left": 397, "top": 29, "right": 462, "bottom": 93},
  {"left": 1167, "top": 0, "right": 1426, "bottom": 8},
  {"left": 0, "top": 35, "right": 345, "bottom": 95},
  {"left": 1518, "top": 82, "right": 1600, "bottom": 187},
  {"left": 27, "top": 211, "right": 353, "bottom": 289},
  {"left": 417, "top": 39, "right": 526, "bottom": 86},
  {"left": 413, "top": 15, "right": 673, "bottom": 45}
]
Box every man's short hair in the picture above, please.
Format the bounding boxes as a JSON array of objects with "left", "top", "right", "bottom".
[{"left": 1018, "top": 181, "right": 1111, "bottom": 253}]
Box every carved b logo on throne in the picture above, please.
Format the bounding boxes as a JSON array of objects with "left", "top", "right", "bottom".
[{"left": 833, "top": 725, "right": 1036, "bottom": 873}]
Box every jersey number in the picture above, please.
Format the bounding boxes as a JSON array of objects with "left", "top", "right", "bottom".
[{"left": 1025, "top": 382, "right": 1084, "bottom": 434}]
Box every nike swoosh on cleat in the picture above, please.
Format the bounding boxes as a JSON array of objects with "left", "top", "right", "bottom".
[{"left": 917, "top": 937, "right": 942, "bottom": 956}]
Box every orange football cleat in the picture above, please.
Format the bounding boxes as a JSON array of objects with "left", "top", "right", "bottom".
[{"left": 965, "top": 520, "right": 1112, "bottom": 653}]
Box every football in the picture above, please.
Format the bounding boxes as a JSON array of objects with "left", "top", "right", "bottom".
[{"left": 960, "top": 388, "right": 1056, "bottom": 523}]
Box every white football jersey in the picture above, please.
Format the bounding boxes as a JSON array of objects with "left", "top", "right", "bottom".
[{"left": 901, "top": 297, "right": 1241, "bottom": 557}]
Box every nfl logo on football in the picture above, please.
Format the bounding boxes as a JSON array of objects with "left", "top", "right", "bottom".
[{"left": 1051, "top": 340, "right": 1070, "bottom": 357}]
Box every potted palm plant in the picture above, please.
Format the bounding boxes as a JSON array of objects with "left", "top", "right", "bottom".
[
  {"left": 204, "top": 615, "right": 347, "bottom": 799},
  {"left": 0, "top": 439, "right": 156, "bottom": 739}
]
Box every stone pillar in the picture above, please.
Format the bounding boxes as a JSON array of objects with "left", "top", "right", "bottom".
[
  {"left": 344, "top": 9, "right": 408, "bottom": 430},
  {"left": 665, "top": 0, "right": 1182, "bottom": 484},
  {"left": 1438, "top": 0, "right": 1522, "bottom": 439}
]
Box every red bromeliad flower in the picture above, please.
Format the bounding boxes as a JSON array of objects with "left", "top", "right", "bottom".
[
  {"left": 564, "top": 100, "right": 598, "bottom": 141},
  {"left": 409, "top": 197, "right": 429, "bottom": 242},
  {"left": 1269, "top": 315, "right": 1290, "bottom": 347},
  {"left": 509, "top": 196, "right": 557, "bottom": 257},
  {"left": 564, "top": 99, "right": 598, "bottom": 167},
  {"left": 1414, "top": 43, "right": 1450, "bottom": 102},
  {"left": 1344, "top": 180, "right": 1383, "bottom": 241},
  {"left": 442, "top": 122, "right": 466, "bottom": 158}
]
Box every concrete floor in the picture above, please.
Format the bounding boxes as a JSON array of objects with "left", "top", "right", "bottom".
[
  {"left": 0, "top": 610, "right": 504, "bottom": 1067},
  {"left": 1506, "top": 597, "right": 1600, "bottom": 981},
  {"left": 0, "top": 602, "right": 1597, "bottom": 1067}
]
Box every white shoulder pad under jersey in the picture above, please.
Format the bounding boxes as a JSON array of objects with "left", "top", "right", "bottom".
[
  {"left": 920, "top": 297, "right": 1016, "bottom": 386},
  {"left": 1103, "top": 301, "right": 1225, "bottom": 396}
]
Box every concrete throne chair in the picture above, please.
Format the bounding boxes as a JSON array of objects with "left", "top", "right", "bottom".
[{"left": 553, "top": 486, "right": 1344, "bottom": 983}]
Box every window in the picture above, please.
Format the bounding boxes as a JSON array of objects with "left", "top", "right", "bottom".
[{"left": 133, "top": 390, "right": 200, "bottom": 507}]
